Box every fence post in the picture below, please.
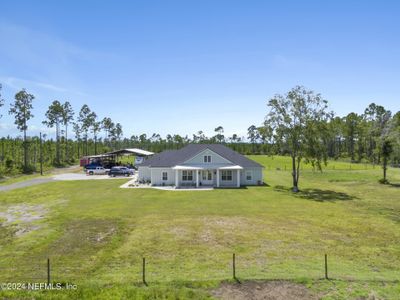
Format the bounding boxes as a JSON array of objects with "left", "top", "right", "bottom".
[
  {"left": 142, "top": 257, "right": 147, "bottom": 285},
  {"left": 324, "top": 254, "right": 328, "bottom": 279},
  {"left": 47, "top": 258, "right": 50, "bottom": 284},
  {"left": 232, "top": 253, "right": 236, "bottom": 279}
]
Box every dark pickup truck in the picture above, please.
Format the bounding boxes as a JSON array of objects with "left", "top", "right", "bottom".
[{"left": 108, "top": 166, "right": 133, "bottom": 177}]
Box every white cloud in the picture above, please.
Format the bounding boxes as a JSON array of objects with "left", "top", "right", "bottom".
[
  {"left": 0, "top": 21, "right": 104, "bottom": 98},
  {"left": 0, "top": 76, "right": 88, "bottom": 97}
]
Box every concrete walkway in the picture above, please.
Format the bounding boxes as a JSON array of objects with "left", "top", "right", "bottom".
[{"left": 120, "top": 177, "right": 214, "bottom": 191}]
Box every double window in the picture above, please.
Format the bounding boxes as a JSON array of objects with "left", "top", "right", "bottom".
[
  {"left": 182, "top": 170, "right": 193, "bottom": 181},
  {"left": 203, "top": 155, "right": 211, "bottom": 163},
  {"left": 162, "top": 172, "right": 168, "bottom": 181},
  {"left": 221, "top": 170, "right": 232, "bottom": 181}
]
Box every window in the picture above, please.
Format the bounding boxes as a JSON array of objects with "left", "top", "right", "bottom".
[
  {"left": 182, "top": 170, "right": 193, "bottom": 181},
  {"left": 245, "top": 170, "right": 252, "bottom": 181},
  {"left": 162, "top": 172, "right": 168, "bottom": 181},
  {"left": 221, "top": 170, "right": 232, "bottom": 181},
  {"left": 202, "top": 170, "right": 212, "bottom": 180},
  {"left": 203, "top": 155, "right": 211, "bottom": 163}
]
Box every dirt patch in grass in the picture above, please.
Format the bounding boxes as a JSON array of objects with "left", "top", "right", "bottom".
[
  {"left": 211, "top": 280, "right": 318, "bottom": 300},
  {"left": 197, "top": 216, "right": 264, "bottom": 246},
  {"left": 0, "top": 204, "right": 48, "bottom": 236},
  {"left": 47, "top": 219, "right": 119, "bottom": 257}
]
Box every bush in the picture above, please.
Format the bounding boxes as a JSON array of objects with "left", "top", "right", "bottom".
[{"left": 378, "top": 178, "right": 389, "bottom": 184}]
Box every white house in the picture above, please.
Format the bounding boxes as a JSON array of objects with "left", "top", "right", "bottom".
[{"left": 138, "top": 144, "right": 264, "bottom": 188}]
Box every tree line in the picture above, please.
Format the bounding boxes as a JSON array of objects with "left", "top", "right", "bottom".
[{"left": 0, "top": 84, "right": 399, "bottom": 188}]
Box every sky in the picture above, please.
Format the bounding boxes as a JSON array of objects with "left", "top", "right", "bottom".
[{"left": 0, "top": 0, "right": 399, "bottom": 140}]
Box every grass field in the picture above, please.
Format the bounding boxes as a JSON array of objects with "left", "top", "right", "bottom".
[{"left": 0, "top": 156, "right": 399, "bottom": 299}]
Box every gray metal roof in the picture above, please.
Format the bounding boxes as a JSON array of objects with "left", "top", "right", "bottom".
[{"left": 140, "top": 144, "right": 263, "bottom": 168}]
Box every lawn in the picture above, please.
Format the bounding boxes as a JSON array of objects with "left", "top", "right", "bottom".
[{"left": 0, "top": 156, "right": 399, "bottom": 299}]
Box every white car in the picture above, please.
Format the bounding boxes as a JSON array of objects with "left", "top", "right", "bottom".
[{"left": 86, "top": 166, "right": 110, "bottom": 175}]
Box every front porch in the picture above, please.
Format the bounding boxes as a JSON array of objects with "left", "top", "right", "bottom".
[{"left": 172, "top": 165, "right": 242, "bottom": 188}]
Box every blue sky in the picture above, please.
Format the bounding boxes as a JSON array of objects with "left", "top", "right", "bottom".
[{"left": 0, "top": 0, "right": 399, "bottom": 139}]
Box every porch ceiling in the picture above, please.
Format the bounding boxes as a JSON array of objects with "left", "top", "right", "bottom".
[{"left": 172, "top": 164, "right": 243, "bottom": 170}]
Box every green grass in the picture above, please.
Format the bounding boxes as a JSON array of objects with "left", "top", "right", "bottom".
[{"left": 0, "top": 156, "right": 399, "bottom": 299}]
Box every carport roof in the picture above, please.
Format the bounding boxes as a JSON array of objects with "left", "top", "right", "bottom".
[
  {"left": 105, "top": 148, "right": 154, "bottom": 156},
  {"left": 84, "top": 148, "right": 154, "bottom": 159}
]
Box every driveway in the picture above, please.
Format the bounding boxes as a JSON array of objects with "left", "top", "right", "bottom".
[
  {"left": 0, "top": 171, "right": 134, "bottom": 192},
  {"left": 52, "top": 173, "right": 130, "bottom": 181},
  {"left": 0, "top": 177, "right": 56, "bottom": 192}
]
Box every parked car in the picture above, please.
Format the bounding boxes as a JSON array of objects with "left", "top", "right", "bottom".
[
  {"left": 109, "top": 166, "right": 132, "bottom": 177},
  {"left": 85, "top": 163, "right": 102, "bottom": 170},
  {"left": 86, "top": 166, "right": 109, "bottom": 175},
  {"left": 126, "top": 166, "right": 136, "bottom": 174}
]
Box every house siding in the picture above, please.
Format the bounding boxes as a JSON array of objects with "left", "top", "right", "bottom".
[
  {"left": 150, "top": 168, "right": 175, "bottom": 186},
  {"left": 140, "top": 167, "right": 264, "bottom": 186},
  {"left": 183, "top": 149, "right": 232, "bottom": 165},
  {"left": 138, "top": 166, "right": 151, "bottom": 181},
  {"left": 240, "top": 167, "right": 263, "bottom": 185}
]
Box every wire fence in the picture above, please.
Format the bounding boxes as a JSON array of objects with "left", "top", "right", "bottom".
[
  {"left": 1, "top": 253, "right": 398, "bottom": 285},
  {"left": 266, "top": 163, "right": 378, "bottom": 171}
]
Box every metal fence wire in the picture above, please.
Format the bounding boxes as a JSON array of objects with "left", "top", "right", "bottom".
[{"left": 1, "top": 253, "right": 398, "bottom": 285}]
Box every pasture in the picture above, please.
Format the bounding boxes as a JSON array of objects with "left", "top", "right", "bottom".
[{"left": 0, "top": 156, "right": 399, "bottom": 299}]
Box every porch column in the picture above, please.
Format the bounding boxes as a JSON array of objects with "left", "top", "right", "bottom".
[
  {"left": 175, "top": 170, "right": 179, "bottom": 188},
  {"left": 237, "top": 170, "right": 240, "bottom": 187},
  {"left": 216, "top": 169, "right": 220, "bottom": 187},
  {"left": 196, "top": 170, "right": 199, "bottom": 188}
]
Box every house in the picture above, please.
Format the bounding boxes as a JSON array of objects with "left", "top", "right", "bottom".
[{"left": 138, "top": 144, "right": 264, "bottom": 188}]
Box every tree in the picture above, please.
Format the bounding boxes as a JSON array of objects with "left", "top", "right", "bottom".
[
  {"left": 376, "top": 109, "right": 393, "bottom": 183},
  {"left": 343, "top": 112, "right": 361, "bottom": 162},
  {"left": 230, "top": 133, "right": 239, "bottom": 143},
  {"left": 364, "top": 103, "right": 392, "bottom": 180},
  {"left": 380, "top": 139, "right": 393, "bottom": 183},
  {"left": 43, "top": 100, "right": 64, "bottom": 165},
  {"left": 390, "top": 111, "right": 400, "bottom": 166},
  {"left": 109, "top": 122, "right": 123, "bottom": 150},
  {"left": 0, "top": 84, "right": 4, "bottom": 119},
  {"left": 78, "top": 105, "right": 96, "bottom": 155},
  {"left": 264, "top": 86, "right": 332, "bottom": 192},
  {"left": 72, "top": 122, "right": 82, "bottom": 158},
  {"left": 247, "top": 125, "right": 259, "bottom": 152},
  {"left": 114, "top": 122, "right": 123, "bottom": 141},
  {"left": 214, "top": 126, "right": 225, "bottom": 143},
  {"left": 364, "top": 103, "right": 390, "bottom": 163},
  {"left": 101, "top": 117, "right": 114, "bottom": 147},
  {"left": 62, "top": 101, "right": 74, "bottom": 162},
  {"left": 9, "top": 89, "right": 34, "bottom": 172},
  {"left": 91, "top": 117, "right": 101, "bottom": 155}
]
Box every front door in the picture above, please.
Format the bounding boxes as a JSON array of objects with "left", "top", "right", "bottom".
[{"left": 201, "top": 170, "right": 213, "bottom": 186}]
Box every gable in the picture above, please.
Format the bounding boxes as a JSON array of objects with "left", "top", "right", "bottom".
[{"left": 182, "top": 148, "right": 233, "bottom": 165}]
